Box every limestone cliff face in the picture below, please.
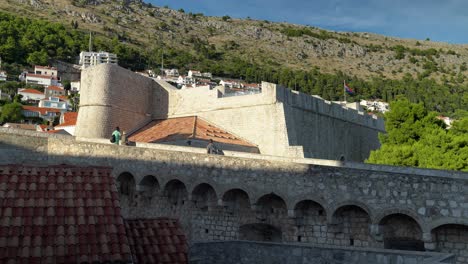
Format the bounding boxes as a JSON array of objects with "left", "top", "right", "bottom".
[{"left": 2, "top": 0, "right": 467, "bottom": 82}]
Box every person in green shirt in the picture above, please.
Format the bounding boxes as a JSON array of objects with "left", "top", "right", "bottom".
[{"left": 112, "top": 127, "right": 121, "bottom": 145}]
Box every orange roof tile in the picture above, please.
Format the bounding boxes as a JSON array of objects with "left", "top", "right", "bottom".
[
  {"left": 128, "top": 116, "right": 257, "bottom": 147},
  {"left": 18, "top": 89, "right": 43, "bottom": 95},
  {"left": 47, "top": 85, "right": 64, "bottom": 91},
  {"left": 125, "top": 218, "right": 188, "bottom": 263},
  {"left": 22, "top": 105, "right": 62, "bottom": 115},
  {"left": 0, "top": 164, "right": 132, "bottom": 263},
  {"left": 55, "top": 112, "right": 78, "bottom": 128}
]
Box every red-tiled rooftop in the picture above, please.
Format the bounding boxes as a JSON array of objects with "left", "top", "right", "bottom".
[
  {"left": 0, "top": 164, "right": 132, "bottom": 263},
  {"left": 128, "top": 116, "right": 257, "bottom": 147},
  {"left": 18, "top": 88, "right": 43, "bottom": 95},
  {"left": 125, "top": 218, "right": 188, "bottom": 264},
  {"left": 56, "top": 112, "right": 78, "bottom": 128},
  {"left": 22, "top": 105, "right": 62, "bottom": 115},
  {"left": 47, "top": 85, "right": 65, "bottom": 91}
]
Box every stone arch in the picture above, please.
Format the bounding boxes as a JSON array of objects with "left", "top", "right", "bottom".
[
  {"left": 255, "top": 193, "right": 288, "bottom": 215},
  {"left": 293, "top": 200, "right": 328, "bottom": 243},
  {"left": 239, "top": 223, "right": 282, "bottom": 242},
  {"left": 428, "top": 218, "right": 468, "bottom": 232},
  {"left": 330, "top": 204, "right": 372, "bottom": 247},
  {"left": 293, "top": 199, "right": 327, "bottom": 218},
  {"left": 329, "top": 201, "right": 373, "bottom": 223},
  {"left": 191, "top": 183, "right": 218, "bottom": 212},
  {"left": 116, "top": 172, "right": 136, "bottom": 195},
  {"left": 116, "top": 172, "right": 136, "bottom": 206},
  {"left": 163, "top": 179, "right": 188, "bottom": 207},
  {"left": 373, "top": 208, "right": 425, "bottom": 231},
  {"left": 138, "top": 175, "right": 160, "bottom": 206},
  {"left": 431, "top": 223, "right": 468, "bottom": 263},
  {"left": 222, "top": 188, "right": 251, "bottom": 212},
  {"left": 379, "top": 213, "right": 424, "bottom": 251}
]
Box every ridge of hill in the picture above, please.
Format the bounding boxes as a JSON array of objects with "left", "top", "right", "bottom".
[
  {"left": 0, "top": 0, "right": 467, "bottom": 115},
  {"left": 2, "top": 0, "right": 468, "bottom": 82}
]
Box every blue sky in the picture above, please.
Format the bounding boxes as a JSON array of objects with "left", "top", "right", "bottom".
[{"left": 148, "top": 0, "right": 468, "bottom": 44}]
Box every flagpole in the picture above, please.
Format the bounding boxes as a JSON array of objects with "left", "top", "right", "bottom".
[{"left": 343, "top": 80, "right": 347, "bottom": 103}]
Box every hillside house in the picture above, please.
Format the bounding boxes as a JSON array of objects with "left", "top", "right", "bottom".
[
  {"left": 45, "top": 85, "right": 66, "bottom": 97},
  {"left": 164, "top": 69, "right": 179, "bottom": 77},
  {"left": 22, "top": 105, "right": 62, "bottom": 121},
  {"left": 79, "top": 51, "right": 118, "bottom": 69},
  {"left": 0, "top": 71, "right": 7, "bottom": 81},
  {"left": 220, "top": 79, "right": 243, "bottom": 89},
  {"left": 34, "top": 65, "right": 57, "bottom": 76},
  {"left": 55, "top": 111, "right": 78, "bottom": 135},
  {"left": 18, "top": 88, "right": 45, "bottom": 102},
  {"left": 25, "top": 74, "right": 60, "bottom": 86},
  {"left": 177, "top": 75, "right": 196, "bottom": 86},
  {"left": 38, "top": 97, "right": 69, "bottom": 111}
]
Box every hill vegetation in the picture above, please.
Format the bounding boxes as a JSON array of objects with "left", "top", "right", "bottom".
[
  {"left": 367, "top": 99, "right": 468, "bottom": 171},
  {"left": 0, "top": 0, "right": 467, "bottom": 116}
]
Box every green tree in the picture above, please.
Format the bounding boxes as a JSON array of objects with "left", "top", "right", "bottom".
[
  {"left": 26, "top": 50, "right": 48, "bottom": 65},
  {"left": 0, "top": 102, "right": 23, "bottom": 123},
  {"left": 367, "top": 99, "right": 468, "bottom": 171}
]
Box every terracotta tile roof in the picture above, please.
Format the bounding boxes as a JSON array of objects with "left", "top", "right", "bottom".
[
  {"left": 37, "top": 124, "right": 49, "bottom": 131},
  {"left": 0, "top": 164, "right": 133, "bottom": 263},
  {"left": 56, "top": 112, "right": 78, "bottom": 128},
  {"left": 22, "top": 105, "right": 62, "bottom": 115},
  {"left": 47, "top": 85, "right": 64, "bottom": 91},
  {"left": 18, "top": 89, "right": 44, "bottom": 95},
  {"left": 128, "top": 116, "right": 257, "bottom": 147},
  {"left": 125, "top": 218, "right": 188, "bottom": 264}
]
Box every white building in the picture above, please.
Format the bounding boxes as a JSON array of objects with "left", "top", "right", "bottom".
[
  {"left": 79, "top": 51, "right": 118, "bottom": 69},
  {"left": 39, "top": 97, "right": 68, "bottom": 111},
  {"left": 0, "top": 71, "right": 7, "bottom": 81},
  {"left": 18, "top": 88, "right": 45, "bottom": 101},
  {"left": 34, "top": 66, "right": 58, "bottom": 76},
  {"left": 55, "top": 112, "right": 78, "bottom": 136},
  {"left": 25, "top": 74, "right": 60, "bottom": 86},
  {"left": 70, "top": 81, "right": 81, "bottom": 92},
  {"left": 164, "top": 69, "right": 179, "bottom": 77}
]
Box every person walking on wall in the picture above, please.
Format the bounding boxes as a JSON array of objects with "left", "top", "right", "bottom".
[
  {"left": 206, "top": 139, "right": 217, "bottom": 154},
  {"left": 111, "top": 126, "right": 121, "bottom": 145},
  {"left": 206, "top": 139, "right": 224, "bottom": 155}
]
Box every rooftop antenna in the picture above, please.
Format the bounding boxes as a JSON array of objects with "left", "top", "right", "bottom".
[{"left": 89, "top": 32, "right": 93, "bottom": 52}]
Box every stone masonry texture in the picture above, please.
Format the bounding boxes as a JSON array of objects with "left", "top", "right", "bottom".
[
  {"left": 75, "top": 64, "right": 384, "bottom": 161},
  {"left": 1, "top": 128, "right": 467, "bottom": 263}
]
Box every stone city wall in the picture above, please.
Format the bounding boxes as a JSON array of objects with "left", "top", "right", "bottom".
[
  {"left": 1, "top": 128, "right": 467, "bottom": 263},
  {"left": 75, "top": 65, "right": 384, "bottom": 161},
  {"left": 190, "top": 241, "right": 454, "bottom": 264},
  {"left": 75, "top": 64, "right": 158, "bottom": 139}
]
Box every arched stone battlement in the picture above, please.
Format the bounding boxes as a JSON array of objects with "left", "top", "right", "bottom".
[
  {"left": 328, "top": 200, "right": 373, "bottom": 223},
  {"left": 252, "top": 192, "right": 289, "bottom": 208},
  {"left": 428, "top": 218, "right": 468, "bottom": 232},
  {"left": 188, "top": 181, "right": 221, "bottom": 200},
  {"left": 289, "top": 196, "right": 328, "bottom": 215},
  {"left": 293, "top": 199, "right": 328, "bottom": 218},
  {"left": 374, "top": 208, "right": 426, "bottom": 231},
  {"left": 221, "top": 188, "right": 252, "bottom": 209},
  {"left": 138, "top": 175, "right": 160, "bottom": 191}
]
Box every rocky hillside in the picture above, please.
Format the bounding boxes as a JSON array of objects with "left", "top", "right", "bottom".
[{"left": 1, "top": 0, "right": 468, "bottom": 84}]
